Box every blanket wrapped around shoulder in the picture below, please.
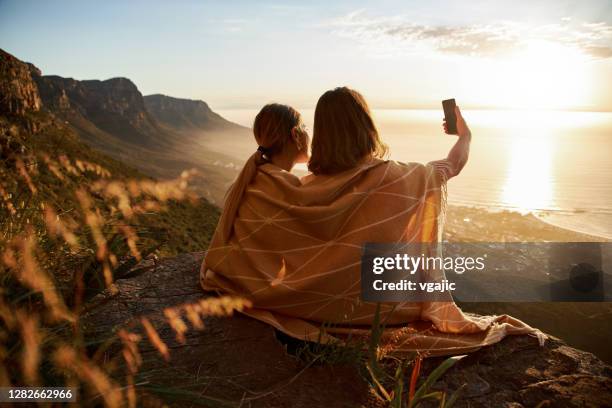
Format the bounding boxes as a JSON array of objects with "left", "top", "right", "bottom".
[{"left": 201, "top": 159, "right": 545, "bottom": 356}]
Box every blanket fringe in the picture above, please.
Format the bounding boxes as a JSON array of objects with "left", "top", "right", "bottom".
[{"left": 531, "top": 330, "right": 548, "bottom": 346}]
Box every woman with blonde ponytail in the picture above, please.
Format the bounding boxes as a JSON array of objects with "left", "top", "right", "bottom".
[{"left": 206, "top": 103, "right": 310, "bottom": 244}]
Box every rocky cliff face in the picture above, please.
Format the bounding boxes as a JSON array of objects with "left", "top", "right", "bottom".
[
  {"left": 0, "top": 49, "right": 42, "bottom": 116},
  {"left": 34, "top": 74, "right": 166, "bottom": 147},
  {"left": 144, "top": 94, "right": 240, "bottom": 131},
  {"left": 1, "top": 48, "right": 244, "bottom": 146}
]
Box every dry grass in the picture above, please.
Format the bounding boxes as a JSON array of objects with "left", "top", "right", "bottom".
[{"left": 0, "top": 139, "right": 249, "bottom": 406}]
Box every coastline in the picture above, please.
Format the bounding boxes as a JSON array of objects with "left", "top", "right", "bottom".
[
  {"left": 533, "top": 211, "right": 612, "bottom": 241},
  {"left": 444, "top": 205, "right": 610, "bottom": 242}
]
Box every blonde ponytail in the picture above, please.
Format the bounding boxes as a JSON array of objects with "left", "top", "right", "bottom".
[{"left": 218, "top": 150, "right": 267, "bottom": 242}]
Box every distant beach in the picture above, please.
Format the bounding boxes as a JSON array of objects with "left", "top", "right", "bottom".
[{"left": 444, "top": 205, "right": 608, "bottom": 242}]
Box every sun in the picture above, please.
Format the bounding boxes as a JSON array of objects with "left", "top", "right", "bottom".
[
  {"left": 508, "top": 41, "right": 589, "bottom": 109},
  {"left": 466, "top": 39, "right": 593, "bottom": 111}
]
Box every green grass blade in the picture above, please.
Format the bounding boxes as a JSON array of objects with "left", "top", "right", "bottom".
[{"left": 409, "top": 355, "right": 466, "bottom": 408}]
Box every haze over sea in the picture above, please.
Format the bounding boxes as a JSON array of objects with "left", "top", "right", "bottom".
[{"left": 215, "top": 109, "right": 612, "bottom": 239}]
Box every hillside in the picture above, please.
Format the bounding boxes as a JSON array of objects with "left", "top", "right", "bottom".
[
  {"left": 1, "top": 48, "right": 229, "bottom": 405},
  {"left": 24, "top": 52, "right": 251, "bottom": 204},
  {"left": 0, "top": 48, "right": 220, "bottom": 259}
]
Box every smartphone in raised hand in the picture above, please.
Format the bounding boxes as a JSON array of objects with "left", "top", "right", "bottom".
[{"left": 442, "top": 98, "right": 457, "bottom": 134}]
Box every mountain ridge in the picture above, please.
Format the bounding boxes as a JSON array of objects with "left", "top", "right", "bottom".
[
  {"left": 144, "top": 93, "right": 243, "bottom": 132},
  {"left": 34, "top": 73, "right": 173, "bottom": 148},
  {"left": 22, "top": 50, "right": 248, "bottom": 153},
  {"left": 0, "top": 47, "right": 251, "bottom": 203}
]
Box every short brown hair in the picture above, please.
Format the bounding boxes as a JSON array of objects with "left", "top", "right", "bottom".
[{"left": 308, "top": 87, "right": 387, "bottom": 174}]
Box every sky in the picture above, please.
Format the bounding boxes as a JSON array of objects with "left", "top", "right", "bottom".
[{"left": 1, "top": 0, "right": 612, "bottom": 111}]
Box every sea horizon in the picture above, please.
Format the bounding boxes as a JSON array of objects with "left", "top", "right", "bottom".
[{"left": 214, "top": 108, "right": 612, "bottom": 239}]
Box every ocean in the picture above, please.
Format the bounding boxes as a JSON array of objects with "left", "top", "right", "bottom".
[{"left": 215, "top": 109, "right": 612, "bottom": 239}]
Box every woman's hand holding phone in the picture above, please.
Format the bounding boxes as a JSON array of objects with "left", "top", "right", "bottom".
[
  {"left": 443, "top": 106, "right": 471, "bottom": 139},
  {"left": 438, "top": 104, "right": 472, "bottom": 179}
]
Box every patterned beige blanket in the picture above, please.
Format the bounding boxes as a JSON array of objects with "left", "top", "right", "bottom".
[{"left": 201, "top": 159, "right": 544, "bottom": 356}]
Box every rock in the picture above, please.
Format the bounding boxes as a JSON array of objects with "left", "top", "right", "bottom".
[
  {"left": 84, "top": 252, "right": 369, "bottom": 407},
  {"left": 0, "top": 49, "right": 42, "bottom": 116},
  {"left": 423, "top": 332, "right": 611, "bottom": 407},
  {"left": 84, "top": 253, "right": 612, "bottom": 407}
]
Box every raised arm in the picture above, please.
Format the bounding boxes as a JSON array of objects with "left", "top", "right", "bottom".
[{"left": 431, "top": 106, "right": 472, "bottom": 180}]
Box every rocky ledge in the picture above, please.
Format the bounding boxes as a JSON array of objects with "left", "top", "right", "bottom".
[
  {"left": 84, "top": 253, "right": 612, "bottom": 407},
  {"left": 0, "top": 49, "right": 42, "bottom": 116}
]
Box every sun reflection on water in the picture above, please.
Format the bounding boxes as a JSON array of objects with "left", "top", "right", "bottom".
[{"left": 501, "top": 133, "right": 554, "bottom": 213}]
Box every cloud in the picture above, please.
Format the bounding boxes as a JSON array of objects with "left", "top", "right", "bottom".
[{"left": 329, "top": 11, "right": 612, "bottom": 59}]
